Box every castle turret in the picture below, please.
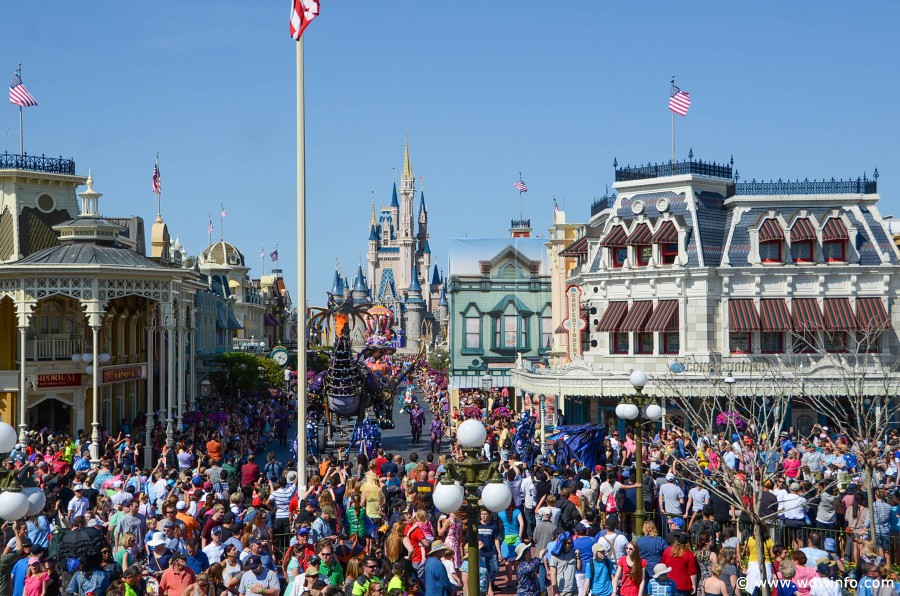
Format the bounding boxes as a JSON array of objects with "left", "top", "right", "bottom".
[
  {"left": 330, "top": 267, "right": 344, "bottom": 296},
  {"left": 352, "top": 264, "right": 369, "bottom": 302},
  {"left": 405, "top": 264, "right": 425, "bottom": 351},
  {"left": 438, "top": 283, "right": 448, "bottom": 340}
]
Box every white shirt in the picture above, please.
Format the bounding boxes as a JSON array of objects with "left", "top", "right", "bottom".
[
  {"left": 203, "top": 542, "right": 224, "bottom": 564},
  {"left": 779, "top": 493, "right": 807, "bottom": 520},
  {"left": 687, "top": 487, "right": 710, "bottom": 513},
  {"left": 68, "top": 495, "right": 89, "bottom": 519},
  {"left": 521, "top": 475, "right": 537, "bottom": 509},
  {"left": 809, "top": 577, "right": 842, "bottom": 596}
]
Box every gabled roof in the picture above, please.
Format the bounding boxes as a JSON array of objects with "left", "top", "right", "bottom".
[{"left": 488, "top": 294, "right": 534, "bottom": 316}]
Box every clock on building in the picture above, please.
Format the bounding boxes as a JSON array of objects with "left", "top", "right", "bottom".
[{"left": 269, "top": 346, "right": 289, "bottom": 367}]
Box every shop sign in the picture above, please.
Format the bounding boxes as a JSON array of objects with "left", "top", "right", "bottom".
[
  {"left": 681, "top": 361, "right": 770, "bottom": 374},
  {"left": 37, "top": 373, "right": 82, "bottom": 389},
  {"left": 102, "top": 366, "right": 145, "bottom": 384},
  {"left": 543, "top": 394, "right": 557, "bottom": 427}
]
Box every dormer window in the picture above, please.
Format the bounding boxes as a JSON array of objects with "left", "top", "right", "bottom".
[
  {"left": 822, "top": 218, "right": 849, "bottom": 262},
  {"left": 601, "top": 225, "right": 628, "bottom": 268},
  {"left": 789, "top": 218, "right": 816, "bottom": 263},
  {"left": 651, "top": 221, "right": 679, "bottom": 265},
  {"left": 758, "top": 219, "right": 784, "bottom": 263},
  {"left": 627, "top": 223, "right": 653, "bottom": 267}
]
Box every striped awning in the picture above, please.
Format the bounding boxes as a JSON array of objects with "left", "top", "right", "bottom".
[
  {"left": 600, "top": 225, "right": 628, "bottom": 247},
  {"left": 729, "top": 299, "right": 760, "bottom": 332},
  {"left": 758, "top": 219, "right": 784, "bottom": 242},
  {"left": 822, "top": 218, "right": 849, "bottom": 241},
  {"left": 823, "top": 298, "right": 856, "bottom": 332},
  {"left": 759, "top": 299, "right": 791, "bottom": 332},
  {"left": 792, "top": 298, "right": 823, "bottom": 331},
  {"left": 645, "top": 300, "right": 679, "bottom": 332},
  {"left": 619, "top": 301, "right": 653, "bottom": 332},
  {"left": 596, "top": 301, "right": 628, "bottom": 332},
  {"left": 560, "top": 236, "right": 589, "bottom": 257},
  {"left": 790, "top": 218, "right": 817, "bottom": 242},
  {"left": 856, "top": 298, "right": 891, "bottom": 332},
  {"left": 651, "top": 220, "right": 678, "bottom": 243},
  {"left": 626, "top": 223, "right": 653, "bottom": 246}
]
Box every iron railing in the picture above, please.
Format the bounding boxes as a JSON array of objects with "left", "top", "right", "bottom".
[
  {"left": 510, "top": 218, "right": 531, "bottom": 228},
  {"left": 735, "top": 177, "right": 877, "bottom": 195},
  {"left": 0, "top": 152, "right": 76, "bottom": 175},
  {"left": 591, "top": 194, "right": 614, "bottom": 216},
  {"left": 615, "top": 158, "right": 733, "bottom": 182}
]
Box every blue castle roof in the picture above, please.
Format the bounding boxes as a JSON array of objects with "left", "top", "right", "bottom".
[
  {"left": 408, "top": 264, "right": 422, "bottom": 293},
  {"left": 390, "top": 182, "right": 399, "bottom": 208},
  {"left": 353, "top": 265, "right": 368, "bottom": 292},
  {"left": 438, "top": 284, "right": 448, "bottom": 306},
  {"left": 369, "top": 224, "right": 378, "bottom": 241},
  {"left": 330, "top": 269, "right": 344, "bottom": 295}
]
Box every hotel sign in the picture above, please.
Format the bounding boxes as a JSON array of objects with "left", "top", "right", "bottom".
[
  {"left": 37, "top": 373, "right": 82, "bottom": 389},
  {"left": 102, "top": 366, "right": 145, "bottom": 384}
]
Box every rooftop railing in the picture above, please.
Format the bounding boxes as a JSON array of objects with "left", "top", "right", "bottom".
[
  {"left": 614, "top": 156, "right": 732, "bottom": 182},
  {"left": 734, "top": 176, "right": 877, "bottom": 195},
  {"left": 0, "top": 152, "right": 76, "bottom": 175}
]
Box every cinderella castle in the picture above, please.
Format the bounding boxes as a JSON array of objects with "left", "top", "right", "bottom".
[{"left": 327, "top": 137, "right": 447, "bottom": 351}]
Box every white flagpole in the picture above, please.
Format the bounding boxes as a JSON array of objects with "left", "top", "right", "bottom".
[
  {"left": 296, "top": 36, "right": 308, "bottom": 492},
  {"left": 19, "top": 106, "right": 23, "bottom": 156},
  {"left": 671, "top": 75, "right": 676, "bottom": 166}
]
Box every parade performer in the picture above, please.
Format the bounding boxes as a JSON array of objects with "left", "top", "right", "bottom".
[{"left": 410, "top": 403, "right": 425, "bottom": 443}]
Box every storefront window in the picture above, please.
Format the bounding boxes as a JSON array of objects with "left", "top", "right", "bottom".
[
  {"left": 729, "top": 332, "right": 751, "bottom": 353},
  {"left": 635, "top": 332, "right": 653, "bottom": 354},
  {"left": 611, "top": 332, "right": 628, "bottom": 354},
  {"left": 761, "top": 332, "right": 783, "bottom": 354}
]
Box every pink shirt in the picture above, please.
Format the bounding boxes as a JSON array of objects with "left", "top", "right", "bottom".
[
  {"left": 783, "top": 458, "right": 801, "bottom": 478},
  {"left": 24, "top": 573, "right": 50, "bottom": 596}
]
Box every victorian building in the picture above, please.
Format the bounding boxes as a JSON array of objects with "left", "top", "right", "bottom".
[{"left": 512, "top": 158, "right": 899, "bottom": 431}]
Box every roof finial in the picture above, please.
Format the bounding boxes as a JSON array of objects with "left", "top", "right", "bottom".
[
  {"left": 402, "top": 127, "right": 413, "bottom": 180},
  {"left": 371, "top": 191, "right": 376, "bottom": 226}
]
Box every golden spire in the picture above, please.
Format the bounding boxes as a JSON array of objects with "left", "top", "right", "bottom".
[
  {"left": 371, "top": 191, "right": 377, "bottom": 226},
  {"left": 402, "top": 127, "right": 413, "bottom": 180}
]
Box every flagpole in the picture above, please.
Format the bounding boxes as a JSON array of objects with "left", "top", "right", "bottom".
[
  {"left": 518, "top": 171, "right": 523, "bottom": 223},
  {"left": 262, "top": 248, "right": 266, "bottom": 276},
  {"left": 208, "top": 215, "right": 212, "bottom": 247},
  {"left": 19, "top": 106, "right": 23, "bottom": 156},
  {"left": 296, "top": 35, "right": 308, "bottom": 493},
  {"left": 671, "top": 75, "right": 676, "bottom": 166},
  {"left": 220, "top": 203, "right": 224, "bottom": 241}
]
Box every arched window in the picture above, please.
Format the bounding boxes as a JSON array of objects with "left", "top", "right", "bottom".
[{"left": 758, "top": 219, "right": 784, "bottom": 263}]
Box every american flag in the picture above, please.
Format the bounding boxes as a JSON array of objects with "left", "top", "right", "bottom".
[
  {"left": 669, "top": 84, "right": 691, "bottom": 117},
  {"left": 9, "top": 72, "right": 37, "bottom": 107},
  {"left": 208, "top": 216, "right": 213, "bottom": 234},
  {"left": 290, "top": 0, "right": 319, "bottom": 40},
  {"left": 260, "top": 249, "right": 265, "bottom": 258},
  {"left": 514, "top": 179, "right": 528, "bottom": 193},
  {"left": 221, "top": 205, "right": 227, "bottom": 218},
  {"left": 270, "top": 250, "right": 279, "bottom": 262},
  {"left": 152, "top": 158, "right": 161, "bottom": 196}
]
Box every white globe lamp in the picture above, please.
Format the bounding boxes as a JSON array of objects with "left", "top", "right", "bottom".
[
  {"left": 82, "top": 353, "right": 93, "bottom": 363},
  {"left": 630, "top": 370, "right": 648, "bottom": 390},
  {"left": 22, "top": 487, "right": 46, "bottom": 516},
  {"left": 482, "top": 482, "right": 512, "bottom": 513},
  {"left": 85, "top": 365, "right": 94, "bottom": 375},
  {"left": 71, "top": 353, "right": 82, "bottom": 363},
  {"left": 457, "top": 419, "right": 487, "bottom": 449},
  {"left": 99, "top": 353, "right": 112, "bottom": 364},
  {"left": 0, "top": 490, "right": 30, "bottom": 521},
  {"left": 616, "top": 402, "right": 639, "bottom": 420},
  {"left": 644, "top": 404, "right": 663, "bottom": 421},
  {"left": 433, "top": 481, "right": 464, "bottom": 513},
  {"left": 0, "top": 421, "right": 17, "bottom": 453}
]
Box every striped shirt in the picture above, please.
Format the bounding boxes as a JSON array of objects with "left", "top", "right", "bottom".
[{"left": 268, "top": 485, "right": 296, "bottom": 519}]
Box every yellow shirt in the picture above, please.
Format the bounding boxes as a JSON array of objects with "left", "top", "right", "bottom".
[{"left": 746, "top": 536, "right": 775, "bottom": 562}]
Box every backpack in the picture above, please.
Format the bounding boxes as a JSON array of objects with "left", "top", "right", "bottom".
[{"left": 264, "top": 461, "right": 283, "bottom": 482}]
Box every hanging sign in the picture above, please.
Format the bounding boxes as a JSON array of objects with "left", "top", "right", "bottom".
[
  {"left": 102, "top": 366, "right": 145, "bottom": 384},
  {"left": 37, "top": 373, "right": 82, "bottom": 389},
  {"left": 563, "top": 285, "right": 586, "bottom": 361}
]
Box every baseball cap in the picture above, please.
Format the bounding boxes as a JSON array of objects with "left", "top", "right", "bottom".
[
  {"left": 666, "top": 473, "right": 675, "bottom": 481},
  {"left": 670, "top": 518, "right": 684, "bottom": 528},
  {"left": 817, "top": 562, "right": 830, "bottom": 575},
  {"left": 789, "top": 482, "right": 800, "bottom": 491},
  {"left": 824, "top": 538, "right": 836, "bottom": 553},
  {"left": 170, "top": 552, "right": 187, "bottom": 561},
  {"left": 211, "top": 526, "right": 223, "bottom": 535},
  {"left": 73, "top": 484, "right": 84, "bottom": 491},
  {"left": 304, "top": 565, "right": 319, "bottom": 576},
  {"left": 247, "top": 555, "right": 262, "bottom": 568},
  {"left": 176, "top": 501, "right": 187, "bottom": 511},
  {"left": 591, "top": 542, "right": 606, "bottom": 555},
  {"left": 297, "top": 527, "right": 310, "bottom": 536}
]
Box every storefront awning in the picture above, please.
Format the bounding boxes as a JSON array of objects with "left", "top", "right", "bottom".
[
  {"left": 450, "top": 373, "right": 511, "bottom": 390},
  {"left": 264, "top": 314, "right": 280, "bottom": 327},
  {"left": 228, "top": 311, "right": 244, "bottom": 330},
  {"left": 790, "top": 218, "right": 816, "bottom": 242},
  {"left": 596, "top": 301, "right": 628, "bottom": 332},
  {"left": 619, "top": 301, "right": 653, "bottom": 332},
  {"left": 215, "top": 302, "right": 228, "bottom": 329},
  {"left": 822, "top": 218, "right": 849, "bottom": 241},
  {"left": 759, "top": 299, "right": 790, "bottom": 332},
  {"left": 729, "top": 299, "right": 759, "bottom": 332},
  {"left": 651, "top": 221, "right": 678, "bottom": 243},
  {"left": 600, "top": 225, "right": 628, "bottom": 248},
  {"left": 626, "top": 223, "right": 653, "bottom": 246},
  {"left": 792, "top": 298, "right": 823, "bottom": 331},
  {"left": 856, "top": 298, "right": 891, "bottom": 332},
  {"left": 645, "top": 300, "right": 678, "bottom": 332},
  {"left": 758, "top": 219, "right": 784, "bottom": 242},
  {"left": 560, "top": 237, "right": 588, "bottom": 257},
  {"left": 823, "top": 298, "right": 856, "bottom": 332}
]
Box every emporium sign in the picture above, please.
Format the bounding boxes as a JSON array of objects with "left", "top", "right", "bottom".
[
  {"left": 37, "top": 373, "right": 82, "bottom": 389},
  {"left": 102, "top": 366, "right": 145, "bottom": 384}
]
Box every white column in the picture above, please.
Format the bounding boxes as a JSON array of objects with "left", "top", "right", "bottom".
[
  {"left": 177, "top": 323, "right": 186, "bottom": 427},
  {"left": 145, "top": 309, "right": 155, "bottom": 469},
  {"left": 189, "top": 328, "right": 197, "bottom": 413},
  {"left": 18, "top": 324, "right": 28, "bottom": 442},
  {"left": 166, "top": 325, "right": 175, "bottom": 449},
  {"left": 90, "top": 325, "right": 101, "bottom": 466}
]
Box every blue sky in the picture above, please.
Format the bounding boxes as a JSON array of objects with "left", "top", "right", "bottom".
[{"left": 3, "top": 2, "right": 898, "bottom": 304}]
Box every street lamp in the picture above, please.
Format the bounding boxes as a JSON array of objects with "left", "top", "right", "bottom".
[
  {"left": 433, "top": 419, "right": 512, "bottom": 596},
  {"left": 0, "top": 420, "right": 44, "bottom": 521},
  {"left": 616, "top": 370, "right": 662, "bottom": 537}
]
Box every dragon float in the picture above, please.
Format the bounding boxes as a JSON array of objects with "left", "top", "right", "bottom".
[{"left": 307, "top": 293, "right": 423, "bottom": 457}]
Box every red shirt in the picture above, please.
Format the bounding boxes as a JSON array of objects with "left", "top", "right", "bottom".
[
  {"left": 373, "top": 456, "right": 388, "bottom": 476},
  {"left": 407, "top": 524, "right": 426, "bottom": 563},
  {"left": 661, "top": 548, "right": 698, "bottom": 592},
  {"left": 241, "top": 462, "right": 260, "bottom": 486}
]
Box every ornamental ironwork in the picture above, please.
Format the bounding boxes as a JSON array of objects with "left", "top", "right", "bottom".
[
  {"left": 0, "top": 152, "right": 76, "bottom": 175},
  {"left": 615, "top": 158, "right": 732, "bottom": 182},
  {"left": 510, "top": 218, "right": 531, "bottom": 228},
  {"left": 734, "top": 177, "right": 877, "bottom": 196},
  {"left": 591, "top": 193, "right": 616, "bottom": 216}
]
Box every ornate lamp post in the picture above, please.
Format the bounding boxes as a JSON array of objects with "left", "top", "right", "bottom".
[
  {"left": 0, "top": 420, "right": 45, "bottom": 521},
  {"left": 433, "top": 419, "right": 513, "bottom": 596},
  {"left": 616, "top": 370, "right": 662, "bottom": 537}
]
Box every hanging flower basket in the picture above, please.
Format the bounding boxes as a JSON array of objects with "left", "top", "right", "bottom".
[{"left": 715, "top": 410, "right": 746, "bottom": 430}]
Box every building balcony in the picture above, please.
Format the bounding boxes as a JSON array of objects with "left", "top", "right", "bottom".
[
  {"left": 233, "top": 337, "right": 268, "bottom": 352},
  {"left": 24, "top": 338, "right": 88, "bottom": 361}
]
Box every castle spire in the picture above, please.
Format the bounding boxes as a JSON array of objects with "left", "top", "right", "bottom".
[
  {"left": 371, "top": 191, "right": 376, "bottom": 226},
  {"left": 402, "top": 128, "right": 413, "bottom": 180}
]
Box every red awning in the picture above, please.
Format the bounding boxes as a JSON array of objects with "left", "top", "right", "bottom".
[
  {"left": 560, "top": 236, "right": 589, "bottom": 257},
  {"left": 596, "top": 302, "right": 628, "bottom": 332},
  {"left": 790, "top": 218, "right": 816, "bottom": 242},
  {"left": 729, "top": 299, "right": 760, "bottom": 332},
  {"left": 651, "top": 220, "right": 678, "bottom": 244},
  {"left": 645, "top": 300, "right": 679, "bottom": 332},
  {"left": 600, "top": 225, "right": 628, "bottom": 247},
  {"left": 758, "top": 219, "right": 784, "bottom": 242},
  {"left": 792, "top": 298, "right": 823, "bottom": 331},
  {"left": 626, "top": 223, "right": 653, "bottom": 246},
  {"left": 759, "top": 299, "right": 791, "bottom": 332},
  {"left": 619, "top": 301, "right": 653, "bottom": 332},
  {"left": 822, "top": 218, "right": 849, "bottom": 241},
  {"left": 823, "top": 298, "right": 856, "bottom": 331},
  {"left": 856, "top": 297, "right": 891, "bottom": 332}
]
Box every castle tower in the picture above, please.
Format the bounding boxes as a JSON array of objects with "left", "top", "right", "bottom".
[
  {"left": 417, "top": 189, "right": 428, "bottom": 250},
  {"left": 437, "top": 283, "right": 448, "bottom": 341},
  {"left": 405, "top": 264, "right": 425, "bottom": 352},
  {"left": 397, "top": 134, "right": 416, "bottom": 291},
  {"left": 352, "top": 264, "right": 369, "bottom": 303},
  {"left": 330, "top": 266, "right": 344, "bottom": 297}
]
